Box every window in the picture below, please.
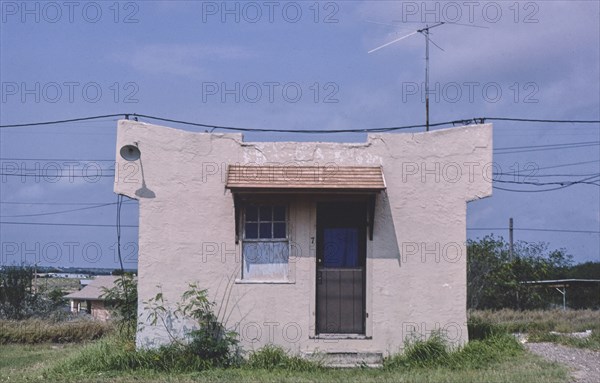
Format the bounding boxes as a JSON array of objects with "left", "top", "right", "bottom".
[{"left": 242, "top": 204, "right": 289, "bottom": 281}]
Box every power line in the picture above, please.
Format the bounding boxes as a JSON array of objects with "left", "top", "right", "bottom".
[
  {"left": 495, "top": 141, "right": 600, "bottom": 151},
  {"left": 0, "top": 173, "right": 115, "bottom": 178},
  {"left": 493, "top": 184, "right": 577, "bottom": 193},
  {"left": 1, "top": 203, "right": 119, "bottom": 218},
  {"left": 493, "top": 172, "right": 600, "bottom": 178},
  {"left": 1, "top": 141, "right": 598, "bottom": 162},
  {"left": 1, "top": 114, "right": 599, "bottom": 133},
  {"left": 485, "top": 117, "right": 600, "bottom": 124},
  {"left": 0, "top": 221, "right": 138, "bottom": 228},
  {"left": 5, "top": 159, "right": 589, "bottom": 173},
  {"left": 468, "top": 227, "right": 600, "bottom": 234},
  {"left": 0, "top": 158, "right": 116, "bottom": 162},
  {"left": 0, "top": 114, "right": 125, "bottom": 128},
  {"left": 0, "top": 201, "right": 136, "bottom": 206},
  {"left": 3, "top": 221, "right": 595, "bottom": 234},
  {"left": 494, "top": 142, "right": 600, "bottom": 155},
  {"left": 493, "top": 174, "right": 600, "bottom": 188},
  {"left": 535, "top": 160, "right": 600, "bottom": 171}
]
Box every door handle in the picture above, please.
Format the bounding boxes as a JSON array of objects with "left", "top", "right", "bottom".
[{"left": 317, "top": 271, "right": 322, "bottom": 284}]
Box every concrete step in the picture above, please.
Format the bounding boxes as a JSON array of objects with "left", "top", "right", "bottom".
[{"left": 303, "top": 352, "right": 383, "bottom": 368}]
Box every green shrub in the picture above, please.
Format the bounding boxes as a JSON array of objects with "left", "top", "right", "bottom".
[
  {"left": 101, "top": 274, "right": 137, "bottom": 341},
  {"left": 451, "top": 333, "right": 523, "bottom": 369},
  {"left": 468, "top": 316, "right": 507, "bottom": 340},
  {"left": 384, "top": 332, "right": 449, "bottom": 369},
  {"left": 247, "top": 344, "right": 322, "bottom": 371},
  {"left": 143, "top": 283, "right": 241, "bottom": 368},
  {"left": 384, "top": 332, "right": 523, "bottom": 370}
]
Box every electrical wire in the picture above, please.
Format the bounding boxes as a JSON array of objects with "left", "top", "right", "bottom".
[
  {"left": 492, "top": 174, "right": 600, "bottom": 192},
  {"left": 485, "top": 117, "right": 600, "bottom": 124},
  {"left": 0, "top": 221, "right": 138, "bottom": 228},
  {"left": 0, "top": 114, "right": 125, "bottom": 128},
  {"left": 535, "top": 160, "right": 600, "bottom": 171},
  {"left": 6, "top": 159, "right": 591, "bottom": 172},
  {"left": 493, "top": 174, "right": 600, "bottom": 187},
  {"left": 467, "top": 228, "right": 600, "bottom": 234},
  {"left": 493, "top": 185, "right": 579, "bottom": 193},
  {"left": 1, "top": 114, "right": 598, "bottom": 132},
  {"left": 0, "top": 158, "right": 116, "bottom": 162},
  {"left": 2, "top": 140, "right": 599, "bottom": 161},
  {"left": 495, "top": 141, "right": 600, "bottom": 151},
  {"left": 0, "top": 201, "right": 136, "bottom": 206},
  {"left": 1, "top": 202, "right": 118, "bottom": 218},
  {"left": 494, "top": 143, "right": 599, "bottom": 155},
  {"left": 493, "top": 172, "right": 600, "bottom": 178},
  {"left": 2, "top": 220, "right": 595, "bottom": 234},
  {"left": 0, "top": 173, "right": 115, "bottom": 178},
  {"left": 116, "top": 195, "right": 125, "bottom": 272}
]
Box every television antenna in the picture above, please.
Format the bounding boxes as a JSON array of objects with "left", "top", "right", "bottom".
[{"left": 368, "top": 21, "right": 488, "bottom": 131}]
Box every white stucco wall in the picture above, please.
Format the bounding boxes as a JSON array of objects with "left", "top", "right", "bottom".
[{"left": 113, "top": 120, "right": 492, "bottom": 355}]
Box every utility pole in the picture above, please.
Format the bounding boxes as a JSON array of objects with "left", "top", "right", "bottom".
[{"left": 509, "top": 217, "right": 514, "bottom": 261}]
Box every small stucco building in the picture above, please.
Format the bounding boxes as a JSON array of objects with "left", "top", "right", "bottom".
[
  {"left": 113, "top": 120, "right": 492, "bottom": 357},
  {"left": 65, "top": 275, "right": 117, "bottom": 321}
]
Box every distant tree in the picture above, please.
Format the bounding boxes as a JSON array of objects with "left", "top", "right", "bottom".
[
  {"left": 0, "top": 266, "right": 69, "bottom": 319},
  {"left": 0, "top": 266, "right": 35, "bottom": 319},
  {"left": 563, "top": 261, "right": 600, "bottom": 309},
  {"left": 467, "top": 235, "right": 574, "bottom": 310},
  {"left": 566, "top": 262, "right": 600, "bottom": 279},
  {"left": 47, "top": 288, "right": 66, "bottom": 305}
]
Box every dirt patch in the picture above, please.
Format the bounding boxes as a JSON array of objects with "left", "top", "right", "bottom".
[{"left": 526, "top": 342, "right": 600, "bottom": 383}]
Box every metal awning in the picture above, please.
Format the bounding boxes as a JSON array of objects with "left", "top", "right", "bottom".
[
  {"left": 225, "top": 165, "right": 386, "bottom": 192},
  {"left": 520, "top": 279, "right": 600, "bottom": 310},
  {"left": 521, "top": 279, "right": 600, "bottom": 288}
]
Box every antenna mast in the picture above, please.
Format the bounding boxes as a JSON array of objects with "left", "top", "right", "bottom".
[
  {"left": 417, "top": 22, "right": 445, "bottom": 131},
  {"left": 425, "top": 25, "right": 430, "bottom": 131},
  {"left": 368, "top": 20, "right": 487, "bottom": 131}
]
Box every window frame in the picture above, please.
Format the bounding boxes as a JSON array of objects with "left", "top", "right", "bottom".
[{"left": 240, "top": 202, "right": 291, "bottom": 282}]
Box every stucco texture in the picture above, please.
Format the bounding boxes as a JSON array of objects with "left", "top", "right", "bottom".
[{"left": 113, "top": 120, "right": 492, "bottom": 355}]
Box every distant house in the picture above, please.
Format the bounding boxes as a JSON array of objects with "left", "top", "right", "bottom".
[
  {"left": 114, "top": 119, "right": 493, "bottom": 357},
  {"left": 64, "top": 276, "right": 118, "bottom": 321},
  {"left": 48, "top": 273, "right": 90, "bottom": 279}
]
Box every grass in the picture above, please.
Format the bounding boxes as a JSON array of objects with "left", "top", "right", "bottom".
[
  {"left": 470, "top": 309, "right": 600, "bottom": 333},
  {"left": 246, "top": 345, "right": 323, "bottom": 371},
  {"left": 5, "top": 310, "right": 596, "bottom": 382},
  {"left": 35, "top": 277, "right": 81, "bottom": 293},
  {"left": 0, "top": 332, "right": 568, "bottom": 383},
  {"left": 470, "top": 309, "right": 600, "bottom": 349},
  {"left": 528, "top": 330, "right": 600, "bottom": 350},
  {"left": 0, "top": 319, "right": 113, "bottom": 344},
  {"left": 0, "top": 342, "right": 568, "bottom": 383},
  {"left": 383, "top": 332, "right": 523, "bottom": 370},
  {"left": 0, "top": 343, "right": 84, "bottom": 382}
]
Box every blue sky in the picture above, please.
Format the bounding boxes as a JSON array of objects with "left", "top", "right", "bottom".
[{"left": 1, "top": 1, "right": 599, "bottom": 269}]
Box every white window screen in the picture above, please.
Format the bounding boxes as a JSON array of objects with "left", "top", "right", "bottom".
[{"left": 242, "top": 205, "right": 289, "bottom": 281}]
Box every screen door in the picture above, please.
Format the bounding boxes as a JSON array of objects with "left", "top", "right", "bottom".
[{"left": 316, "top": 202, "right": 366, "bottom": 334}]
